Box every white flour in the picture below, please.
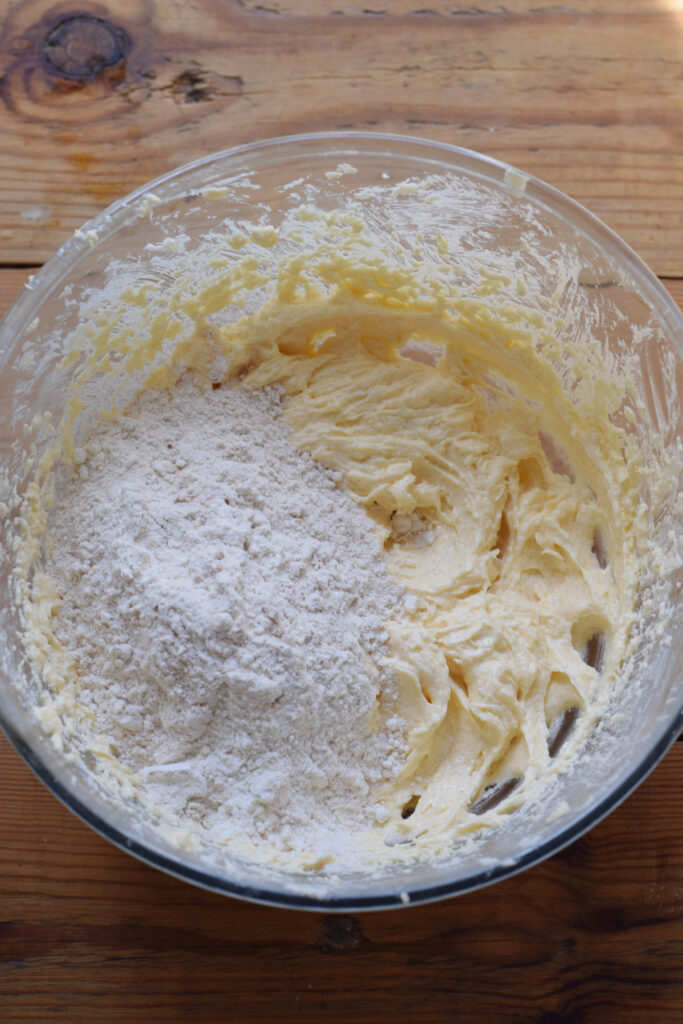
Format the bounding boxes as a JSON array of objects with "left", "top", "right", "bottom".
[{"left": 46, "top": 377, "right": 408, "bottom": 862}]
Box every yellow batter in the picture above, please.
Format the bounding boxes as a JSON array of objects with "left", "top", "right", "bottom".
[
  {"left": 14, "top": 197, "right": 644, "bottom": 872},
  {"left": 214, "top": 289, "right": 633, "bottom": 858}
]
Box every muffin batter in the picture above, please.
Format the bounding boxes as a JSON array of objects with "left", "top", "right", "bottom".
[
  {"left": 216, "top": 288, "right": 631, "bottom": 860},
  {"left": 13, "top": 193, "right": 643, "bottom": 873}
]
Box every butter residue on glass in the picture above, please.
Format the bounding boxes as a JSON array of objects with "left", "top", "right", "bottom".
[{"left": 8, "top": 174, "right": 675, "bottom": 875}]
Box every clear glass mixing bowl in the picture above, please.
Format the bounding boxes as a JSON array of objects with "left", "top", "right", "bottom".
[{"left": 0, "top": 132, "right": 681, "bottom": 910}]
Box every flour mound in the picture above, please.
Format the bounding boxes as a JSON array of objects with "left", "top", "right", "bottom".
[{"left": 47, "top": 378, "right": 407, "bottom": 861}]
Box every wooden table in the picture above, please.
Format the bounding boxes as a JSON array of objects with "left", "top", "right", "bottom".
[{"left": 1, "top": 2, "right": 682, "bottom": 1020}]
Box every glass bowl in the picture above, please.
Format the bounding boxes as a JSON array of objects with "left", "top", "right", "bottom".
[{"left": 0, "top": 132, "right": 681, "bottom": 911}]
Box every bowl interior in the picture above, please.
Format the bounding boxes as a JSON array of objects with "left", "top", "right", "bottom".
[{"left": 0, "top": 133, "right": 681, "bottom": 909}]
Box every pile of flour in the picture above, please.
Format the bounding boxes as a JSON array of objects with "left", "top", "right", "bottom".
[{"left": 47, "top": 377, "right": 408, "bottom": 861}]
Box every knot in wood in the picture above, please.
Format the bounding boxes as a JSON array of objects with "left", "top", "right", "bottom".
[
  {"left": 317, "top": 915, "right": 368, "bottom": 954},
  {"left": 42, "top": 15, "right": 130, "bottom": 81}
]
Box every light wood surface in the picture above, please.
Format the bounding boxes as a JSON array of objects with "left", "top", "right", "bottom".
[
  {"left": 1, "top": 1, "right": 683, "bottom": 270},
  {"left": 1, "top": 1, "right": 682, "bottom": 1020}
]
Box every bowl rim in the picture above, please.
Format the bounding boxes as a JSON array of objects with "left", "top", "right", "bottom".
[
  {"left": 2, "top": 708, "right": 682, "bottom": 912},
  {"left": 5, "top": 130, "right": 682, "bottom": 361},
  {"left": 1, "top": 129, "right": 682, "bottom": 911}
]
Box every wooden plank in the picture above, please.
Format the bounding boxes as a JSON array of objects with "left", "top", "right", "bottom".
[
  {"left": 238, "top": 2, "right": 683, "bottom": 12},
  {"left": 0, "top": 267, "right": 33, "bottom": 319},
  {"left": 663, "top": 277, "right": 683, "bottom": 309},
  {"left": 1, "top": 1, "right": 683, "bottom": 272},
  {"left": 1, "top": 729, "right": 682, "bottom": 1023}
]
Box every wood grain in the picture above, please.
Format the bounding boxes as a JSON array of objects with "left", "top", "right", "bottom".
[
  {"left": 1, "top": 4, "right": 683, "bottom": 1017},
  {"left": 1, "top": 0, "right": 683, "bottom": 271},
  {"left": 0, "top": 267, "right": 36, "bottom": 316},
  {"left": 2, "top": 728, "right": 683, "bottom": 1023}
]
